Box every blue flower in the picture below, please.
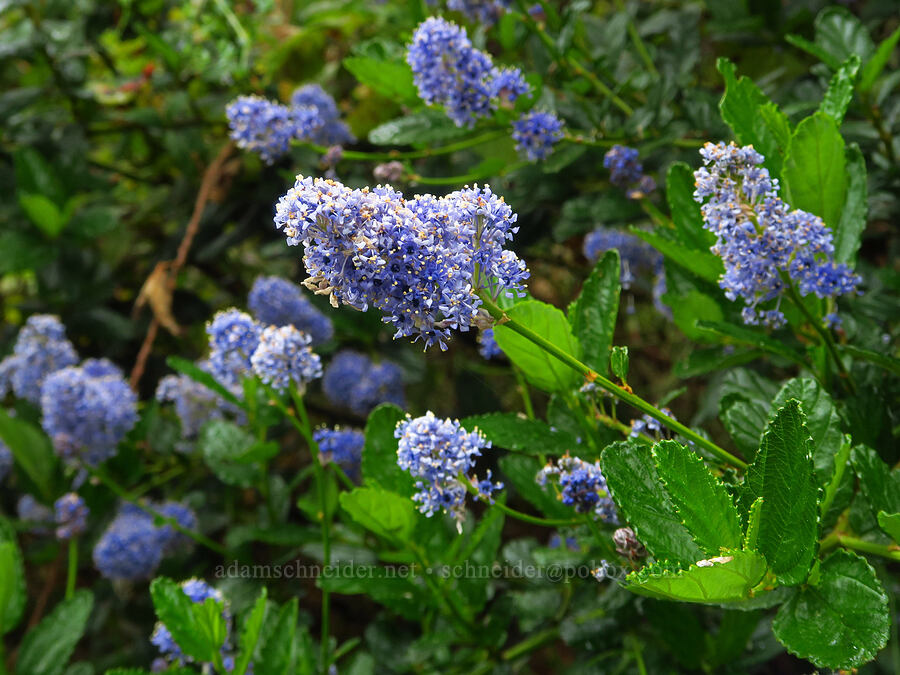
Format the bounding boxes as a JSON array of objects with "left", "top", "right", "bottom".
[
  {"left": 156, "top": 361, "right": 239, "bottom": 444},
  {"left": 250, "top": 325, "right": 323, "bottom": 394},
  {"left": 537, "top": 455, "right": 617, "bottom": 522},
  {"left": 395, "top": 412, "right": 501, "bottom": 522},
  {"left": 290, "top": 84, "right": 355, "bottom": 146},
  {"left": 314, "top": 427, "right": 364, "bottom": 479},
  {"left": 155, "top": 501, "right": 199, "bottom": 555},
  {"left": 54, "top": 493, "right": 89, "bottom": 540},
  {"left": 322, "top": 351, "right": 406, "bottom": 416},
  {"left": 693, "top": 141, "right": 861, "bottom": 328},
  {"left": 477, "top": 328, "right": 504, "bottom": 360},
  {"left": 226, "top": 95, "right": 318, "bottom": 164},
  {"left": 40, "top": 359, "right": 138, "bottom": 466},
  {"left": 273, "top": 177, "right": 528, "bottom": 350},
  {"left": 17, "top": 495, "right": 53, "bottom": 534},
  {"left": 0, "top": 314, "right": 78, "bottom": 404},
  {"left": 447, "top": 0, "right": 510, "bottom": 25},
  {"left": 603, "top": 145, "right": 655, "bottom": 199},
  {"left": 206, "top": 309, "right": 262, "bottom": 386},
  {"left": 407, "top": 17, "right": 529, "bottom": 127},
  {"left": 247, "top": 275, "right": 334, "bottom": 345},
  {"left": 512, "top": 111, "right": 564, "bottom": 161}
]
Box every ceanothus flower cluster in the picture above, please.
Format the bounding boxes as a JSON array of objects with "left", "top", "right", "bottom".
[
  {"left": 314, "top": 427, "right": 364, "bottom": 479},
  {"left": 396, "top": 412, "right": 501, "bottom": 523},
  {"left": 17, "top": 495, "right": 53, "bottom": 534},
  {"left": 93, "top": 501, "right": 197, "bottom": 581},
  {"left": 274, "top": 176, "right": 529, "bottom": 350},
  {"left": 206, "top": 309, "right": 263, "bottom": 386},
  {"left": 290, "top": 83, "right": 355, "bottom": 146},
  {"left": 447, "top": 0, "right": 510, "bottom": 25},
  {"left": 407, "top": 17, "right": 529, "bottom": 127},
  {"left": 693, "top": 141, "right": 861, "bottom": 327},
  {"left": 248, "top": 275, "right": 334, "bottom": 345},
  {"left": 0, "top": 314, "right": 78, "bottom": 404},
  {"left": 250, "top": 325, "right": 323, "bottom": 394},
  {"left": 583, "top": 227, "right": 661, "bottom": 290},
  {"left": 322, "top": 351, "right": 405, "bottom": 416},
  {"left": 54, "top": 493, "right": 89, "bottom": 540},
  {"left": 156, "top": 360, "right": 242, "bottom": 445},
  {"left": 537, "top": 455, "right": 617, "bottom": 522},
  {"left": 477, "top": 328, "right": 503, "bottom": 360},
  {"left": 603, "top": 145, "right": 656, "bottom": 199},
  {"left": 226, "top": 95, "right": 318, "bottom": 164},
  {"left": 512, "top": 111, "right": 564, "bottom": 161},
  {"left": 40, "top": 359, "right": 138, "bottom": 466}
]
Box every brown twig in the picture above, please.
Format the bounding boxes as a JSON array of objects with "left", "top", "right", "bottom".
[{"left": 129, "top": 141, "right": 235, "bottom": 390}]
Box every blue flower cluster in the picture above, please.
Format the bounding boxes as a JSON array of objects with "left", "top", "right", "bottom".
[
  {"left": 206, "top": 309, "right": 262, "bottom": 386},
  {"left": 54, "top": 493, "right": 89, "bottom": 540},
  {"left": 447, "top": 0, "right": 510, "bottom": 25},
  {"left": 583, "top": 227, "right": 661, "bottom": 290},
  {"left": 248, "top": 275, "right": 334, "bottom": 345},
  {"left": 407, "top": 17, "right": 529, "bottom": 127},
  {"left": 156, "top": 360, "right": 239, "bottom": 444},
  {"left": 537, "top": 455, "right": 617, "bottom": 522},
  {"left": 17, "top": 495, "right": 53, "bottom": 534},
  {"left": 395, "top": 412, "right": 501, "bottom": 522},
  {"left": 693, "top": 142, "right": 861, "bottom": 327},
  {"left": 477, "top": 328, "right": 504, "bottom": 360},
  {"left": 0, "top": 314, "right": 78, "bottom": 404},
  {"left": 0, "top": 439, "right": 11, "bottom": 483},
  {"left": 250, "top": 325, "right": 323, "bottom": 394},
  {"left": 93, "top": 502, "right": 197, "bottom": 581},
  {"left": 629, "top": 407, "right": 678, "bottom": 439},
  {"left": 322, "top": 351, "right": 406, "bottom": 416},
  {"left": 40, "top": 359, "right": 138, "bottom": 466},
  {"left": 603, "top": 145, "right": 656, "bottom": 199},
  {"left": 274, "top": 177, "right": 528, "bottom": 350},
  {"left": 512, "top": 111, "right": 564, "bottom": 161},
  {"left": 314, "top": 427, "right": 364, "bottom": 479},
  {"left": 290, "top": 83, "right": 355, "bottom": 146},
  {"left": 151, "top": 578, "right": 239, "bottom": 670}
]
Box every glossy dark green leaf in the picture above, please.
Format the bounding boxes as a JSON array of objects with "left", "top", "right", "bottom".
[
  {"left": 632, "top": 228, "right": 723, "bottom": 284},
  {"left": 0, "top": 407, "right": 59, "bottom": 501},
  {"left": 340, "top": 486, "right": 416, "bottom": 544},
  {"left": 818, "top": 54, "right": 859, "bottom": 125},
  {"left": 368, "top": 110, "right": 470, "bottom": 146},
  {"left": 16, "top": 591, "right": 94, "bottom": 675},
  {"left": 877, "top": 511, "right": 900, "bottom": 543},
  {"left": 343, "top": 56, "right": 418, "bottom": 103},
  {"left": 833, "top": 144, "right": 868, "bottom": 265},
  {"left": 150, "top": 578, "right": 224, "bottom": 664},
  {"left": 233, "top": 588, "right": 267, "bottom": 675},
  {"left": 665, "top": 162, "right": 714, "bottom": 250},
  {"left": 361, "top": 404, "right": 414, "bottom": 497},
  {"left": 720, "top": 394, "right": 766, "bottom": 461},
  {"left": 814, "top": 7, "right": 875, "bottom": 66},
  {"left": 256, "top": 599, "right": 299, "bottom": 675},
  {"left": 859, "top": 25, "right": 900, "bottom": 91},
  {"left": 742, "top": 400, "right": 818, "bottom": 585},
  {"left": 0, "top": 519, "right": 25, "bottom": 636},
  {"left": 773, "top": 550, "right": 888, "bottom": 670},
  {"left": 851, "top": 444, "right": 900, "bottom": 516},
  {"left": 567, "top": 250, "right": 619, "bottom": 374},
  {"left": 459, "top": 413, "right": 579, "bottom": 457},
  {"left": 609, "top": 346, "right": 629, "bottom": 382},
  {"left": 14, "top": 147, "right": 67, "bottom": 206}
]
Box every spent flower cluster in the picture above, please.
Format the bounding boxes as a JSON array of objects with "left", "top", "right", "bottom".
[
  {"left": 537, "top": 455, "right": 617, "bottom": 522},
  {"left": 693, "top": 142, "right": 861, "bottom": 327}
]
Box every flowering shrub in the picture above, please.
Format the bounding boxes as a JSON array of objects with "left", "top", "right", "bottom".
[{"left": 1, "top": 2, "right": 899, "bottom": 674}]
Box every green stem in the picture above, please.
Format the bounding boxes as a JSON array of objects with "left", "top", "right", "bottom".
[
  {"left": 479, "top": 294, "right": 748, "bottom": 469},
  {"left": 65, "top": 538, "right": 78, "bottom": 600},
  {"left": 301, "top": 131, "right": 507, "bottom": 162},
  {"left": 466, "top": 482, "right": 580, "bottom": 526},
  {"left": 837, "top": 535, "right": 900, "bottom": 562},
  {"left": 614, "top": 0, "right": 659, "bottom": 78},
  {"left": 513, "top": 366, "right": 536, "bottom": 420},
  {"left": 409, "top": 161, "right": 529, "bottom": 185},
  {"left": 501, "top": 626, "right": 560, "bottom": 661}
]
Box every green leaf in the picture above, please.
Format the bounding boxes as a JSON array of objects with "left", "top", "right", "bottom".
[
  {"left": 665, "top": 162, "right": 714, "bottom": 250},
  {"left": 696, "top": 320, "right": 805, "bottom": 366},
  {"left": 0, "top": 519, "right": 25, "bottom": 635},
  {"left": 625, "top": 550, "right": 767, "bottom": 604},
  {"left": 498, "top": 454, "right": 574, "bottom": 520},
  {"left": 16, "top": 590, "right": 94, "bottom": 675},
  {"left": 368, "top": 110, "right": 471, "bottom": 146},
  {"left": 318, "top": 573, "right": 426, "bottom": 621},
  {"left": 0, "top": 230, "right": 57, "bottom": 274},
  {"left": 785, "top": 33, "right": 841, "bottom": 70},
  {"left": 833, "top": 143, "right": 867, "bottom": 265},
  {"left": 814, "top": 7, "right": 875, "bottom": 66},
  {"left": 758, "top": 102, "right": 792, "bottom": 162},
  {"left": 708, "top": 610, "right": 763, "bottom": 668},
  {"left": 361, "top": 404, "right": 414, "bottom": 496},
  {"left": 601, "top": 440, "right": 704, "bottom": 565},
  {"left": 233, "top": 588, "right": 267, "bottom": 675},
  {"left": 674, "top": 347, "right": 764, "bottom": 379},
  {"left": 652, "top": 440, "right": 742, "bottom": 554},
  {"left": 664, "top": 291, "right": 724, "bottom": 341},
  {"left": 818, "top": 54, "right": 859, "bottom": 125},
  {"left": 742, "top": 400, "right": 818, "bottom": 585},
  {"left": 165, "top": 356, "right": 244, "bottom": 408},
  {"left": 609, "top": 346, "right": 629, "bottom": 382},
  {"left": 859, "top": 25, "right": 900, "bottom": 91},
  {"left": 198, "top": 420, "right": 262, "bottom": 487},
  {"left": 782, "top": 112, "right": 846, "bottom": 230},
  {"left": 631, "top": 228, "right": 723, "bottom": 284},
  {"left": 720, "top": 394, "right": 766, "bottom": 461},
  {"left": 493, "top": 300, "right": 581, "bottom": 393},
  {"left": 459, "top": 413, "right": 578, "bottom": 457},
  {"left": 342, "top": 56, "right": 418, "bottom": 103},
  {"left": 568, "top": 250, "right": 619, "bottom": 374},
  {"left": 68, "top": 205, "right": 120, "bottom": 240},
  {"left": 716, "top": 58, "right": 786, "bottom": 175},
  {"left": 743, "top": 497, "right": 763, "bottom": 551},
  {"left": 150, "top": 578, "right": 224, "bottom": 664},
  {"left": 18, "top": 193, "right": 70, "bottom": 238},
  {"left": 340, "top": 487, "right": 416, "bottom": 544},
  {"left": 256, "top": 599, "right": 299, "bottom": 675},
  {"left": 877, "top": 511, "right": 900, "bottom": 543},
  {"left": 0, "top": 407, "right": 59, "bottom": 501},
  {"left": 772, "top": 378, "right": 843, "bottom": 488},
  {"left": 14, "top": 147, "right": 66, "bottom": 206},
  {"left": 225, "top": 524, "right": 319, "bottom": 549},
  {"left": 851, "top": 445, "right": 900, "bottom": 516},
  {"left": 773, "top": 550, "right": 888, "bottom": 670}
]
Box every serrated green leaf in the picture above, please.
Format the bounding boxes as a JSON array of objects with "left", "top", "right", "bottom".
[
  {"left": 773, "top": 550, "right": 888, "bottom": 670},
  {"left": 493, "top": 300, "right": 581, "bottom": 393},
  {"left": 743, "top": 497, "right": 763, "bottom": 551},
  {"left": 820, "top": 57, "right": 859, "bottom": 125},
  {"left": 0, "top": 519, "right": 25, "bottom": 635},
  {"left": 0, "top": 407, "right": 59, "bottom": 501},
  {"left": 233, "top": 588, "right": 267, "bottom": 675},
  {"left": 361, "top": 404, "right": 414, "bottom": 496},
  {"left": 877, "top": 511, "right": 900, "bottom": 543},
  {"left": 150, "top": 578, "right": 223, "bottom": 664},
  {"left": 16, "top": 590, "right": 94, "bottom": 675},
  {"left": 625, "top": 550, "right": 767, "bottom": 604},
  {"left": 568, "top": 250, "right": 619, "bottom": 375},
  {"left": 255, "top": 599, "right": 299, "bottom": 675},
  {"left": 340, "top": 487, "right": 416, "bottom": 544},
  {"left": 459, "top": 413, "right": 578, "bottom": 457},
  {"left": 859, "top": 25, "right": 900, "bottom": 91},
  {"left": 742, "top": 400, "right": 818, "bottom": 585},
  {"left": 198, "top": 420, "right": 262, "bottom": 487},
  {"left": 601, "top": 440, "right": 704, "bottom": 565},
  {"left": 368, "top": 110, "right": 470, "bottom": 146},
  {"left": 833, "top": 143, "right": 867, "bottom": 265},
  {"left": 498, "top": 454, "right": 574, "bottom": 520},
  {"left": 720, "top": 393, "right": 766, "bottom": 461},
  {"left": 851, "top": 444, "right": 900, "bottom": 516},
  {"left": 652, "top": 440, "right": 742, "bottom": 554},
  {"left": 814, "top": 7, "right": 875, "bottom": 66},
  {"left": 772, "top": 378, "right": 843, "bottom": 488},
  {"left": 342, "top": 56, "right": 418, "bottom": 103}
]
